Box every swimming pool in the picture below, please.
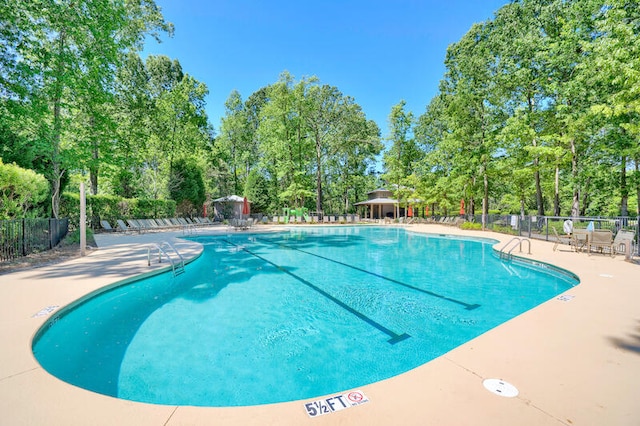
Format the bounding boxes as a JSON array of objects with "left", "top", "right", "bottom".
[{"left": 33, "top": 227, "right": 577, "bottom": 406}]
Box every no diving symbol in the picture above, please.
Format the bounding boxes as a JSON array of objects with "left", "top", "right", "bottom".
[{"left": 348, "top": 391, "right": 364, "bottom": 403}]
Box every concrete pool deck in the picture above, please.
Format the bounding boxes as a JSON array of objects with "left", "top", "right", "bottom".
[{"left": 1, "top": 223, "right": 638, "bottom": 425}]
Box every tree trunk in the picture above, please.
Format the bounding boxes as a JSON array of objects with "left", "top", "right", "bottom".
[
  {"left": 528, "top": 95, "right": 544, "bottom": 216},
  {"left": 470, "top": 176, "right": 476, "bottom": 215},
  {"left": 635, "top": 156, "right": 640, "bottom": 216},
  {"left": 90, "top": 117, "right": 99, "bottom": 195},
  {"left": 482, "top": 162, "right": 488, "bottom": 230},
  {"left": 533, "top": 155, "right": 544, "bottom": 216},
  {"left": 581, "top": 177, "right": 591, "bottom": 216},
  {"left": 315, "top": 134, "right": 323, "bottom": 213},
  {"left": 620, "top": 155, "right": 628, "bottom": 216},
  {"left": 570, "top": 138, "right": 580, "bottom": 217},
  {"left": 50, "top": 30, "right": 66, "bottom": 219},
  {"left": 554, "top": 163, "right": 560, "bottom": 216}
]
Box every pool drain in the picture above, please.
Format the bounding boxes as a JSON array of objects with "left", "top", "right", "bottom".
[{"left": 483, "top": 379, "right": 519, "bottom": 397}]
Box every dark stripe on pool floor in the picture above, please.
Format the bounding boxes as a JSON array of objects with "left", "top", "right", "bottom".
[
  {"left": 255, "top": 236, "right": 481, "bottom": 311},
  {"left": 222, "top": 239, "right": 410, "bottom": 345}
]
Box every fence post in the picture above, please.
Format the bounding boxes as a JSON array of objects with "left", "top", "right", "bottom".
[{"left": 22, "top": 218, "right": 26, "bottom": 256}]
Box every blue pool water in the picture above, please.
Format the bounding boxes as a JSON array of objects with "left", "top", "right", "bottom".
[{"left": 33, "top": 227, "right": 577, "bottom": 406}]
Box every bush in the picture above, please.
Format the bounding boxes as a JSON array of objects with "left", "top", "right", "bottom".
[
  {"left": 460, "top": 222, "right": 482, "bottom": 230},
  {"left": 60, "top": 193, "right": 176, "bottom": 229},
  {"left": 492, "top": 224, "right": 519, "bottom": 235},
  {"left": 0, "top": 159, "right": 49, "bottom": 219}
]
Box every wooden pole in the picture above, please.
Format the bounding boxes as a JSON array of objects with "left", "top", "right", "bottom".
[{"left": 80, "top": 182, "right": 86, "bottom": 256}]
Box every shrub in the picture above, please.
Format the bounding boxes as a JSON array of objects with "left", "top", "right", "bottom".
[
  {"left": 460, "top": 222, "right": 482, "bottom": 230},
  {"left": 60, "top": 193, "right": 176, "bottom": 229},
  {"left": 0, "top": 159, "right": 49, "bottom": 219}
]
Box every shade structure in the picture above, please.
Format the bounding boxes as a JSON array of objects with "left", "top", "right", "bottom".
[
  {"left": 242, "top": 197, "right": 249, "bottom": 215},
  {"left": 460, "top": 199, "right": 465, "bottom": 215}
]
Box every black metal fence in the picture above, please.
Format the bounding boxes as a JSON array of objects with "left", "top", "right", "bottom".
[
  {"left": 467, "top": 214, "right": 639, "bottom": 246},
  {"left": 0, "top": 218, "right": 69, "bottom": 262}
]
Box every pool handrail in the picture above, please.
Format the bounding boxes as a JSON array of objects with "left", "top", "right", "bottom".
[{"left": 147, "top": 241, "right": 185, "bottom": 276}]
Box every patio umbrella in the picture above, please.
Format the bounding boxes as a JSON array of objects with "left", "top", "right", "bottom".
[
  {"left": 242, "top": 197, "right": 249, "bottom": 216},
  {"left": 408, "top": 206, "right": 413, "bottom": 217},
  {"left": 425, "top": 205, "right": 429, "bottom": 216},
  {"left": 460, "top": 199, "right": 465, "bottom": 215}
]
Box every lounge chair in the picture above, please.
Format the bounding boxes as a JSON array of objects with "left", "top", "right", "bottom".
[
  {"left": 100, "top": 220, "right": 116, "bottom": 232},
  {"left": 137, "top": 219, "right": 156, "bottom": 230},
  {"left": 587, "top": 229, "right": 614, "bottom": 256},
  {"left": 159, "top": 218, "right": 176, "bottom": 228},
  {"left": 613, "top": 229, "right": 635, "bottom": 256},
  {"left": 126, "top": 219, "right": 146, "bottom": 233},
  {"left": 116, "top": 219, "right": 133, "bottom": 232}
]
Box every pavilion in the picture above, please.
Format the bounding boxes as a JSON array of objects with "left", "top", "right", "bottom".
[{"left": 212, "top": 195, "right": 250, "bottom": 219}]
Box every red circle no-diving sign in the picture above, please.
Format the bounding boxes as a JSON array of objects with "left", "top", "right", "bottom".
[{"left": 347, "top": 391, "right": 363, "bottom": 402}]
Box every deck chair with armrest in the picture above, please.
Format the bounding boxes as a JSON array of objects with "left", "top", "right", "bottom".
[
  {"left": 570, "top": 229, "right": 589, "bottom": 252},
  {"left": 587, "top": 229, "right": 614, "bottom": 257},
  {"left": 612, "top": 229, "right": 636, "bottom": 256}
]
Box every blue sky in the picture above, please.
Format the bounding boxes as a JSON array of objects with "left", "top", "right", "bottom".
[{"left": 143, "top": 0, "right": 508, "bottom": 139}]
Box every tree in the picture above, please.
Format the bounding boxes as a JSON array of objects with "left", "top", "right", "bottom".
[
  {"left": 440, "top": 21, "right": 502, "bottom": 226},
  {"left": 169, "top": 158, "right": 205, "bottom": 217},
  {"left": 382, "top": 100, "right": 421, "bottom": 217},
  {"left": 219, "top": 90, "right": 252, "bottom": 194},
  {"left": 0, "top": 0, "right": 173, "bottom": 217},
  {"left": 587, "top": 0, "right": 640, "bottom": 216}
]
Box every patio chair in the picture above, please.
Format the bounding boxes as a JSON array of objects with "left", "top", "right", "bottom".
[
  {"left": 126, "top": 219, "right": 146, "bottom": 233},
  {"left": 612, "top": 229, "right": 636, "bottom": 256},
  {"left": 100, "top": 220, "right": 116, "bottom": 232},
  {"left": 116, "top": 219, "right": 134, "bottom": 232},
  {"left": 587, "top": 229, "right": 614, "bottom": 257},
  {"left": 552, "top": 227, "right": 571, "bottom": 251},
  {"left": 570, "top": 229, "right": 589, "bottom": 252}
]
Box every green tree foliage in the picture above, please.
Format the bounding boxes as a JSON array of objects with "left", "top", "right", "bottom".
[
  {"left": 383, "top": 100, "right": 421, "bottom": 216},
  {"left": 4, "top": 0, "right": 637, "bottom": 221},
  {"left": 0, "top": 0, "right": 173, "bottom": 217},
  {"left": 413, "top": 0, "right": 639, "bottom": 218},
  {"left": 253, "top": 72, "right": 380, "bottom": 213},
  {"left": 0, "top": 159, "right": 49, "bottom": 219},
  {"left": 169, "top": 158, "right": 205, "bottom": 217}
]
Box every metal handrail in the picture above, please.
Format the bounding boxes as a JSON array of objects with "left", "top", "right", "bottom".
[
  {"left": 147, "top": 241, "right": 185, "bottom": 276},
  {"left": 499, "top": 237, "right": 531, "bottom": 260}
]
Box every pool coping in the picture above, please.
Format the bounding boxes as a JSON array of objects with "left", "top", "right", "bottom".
[{"left": 1, "top": 223, "right": 639, "bottom": 425}]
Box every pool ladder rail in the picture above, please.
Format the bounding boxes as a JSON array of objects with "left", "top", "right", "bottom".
[
  {"left": 499, "top": 237, "right": 531, "bottom": 260},
  {"left": 147, "top": 241, "right": 186, "bottom": 276}
]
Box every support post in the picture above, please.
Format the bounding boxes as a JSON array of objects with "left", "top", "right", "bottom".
[{"left": 80, "top": 182, "right": 86, "bottom": 256}]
